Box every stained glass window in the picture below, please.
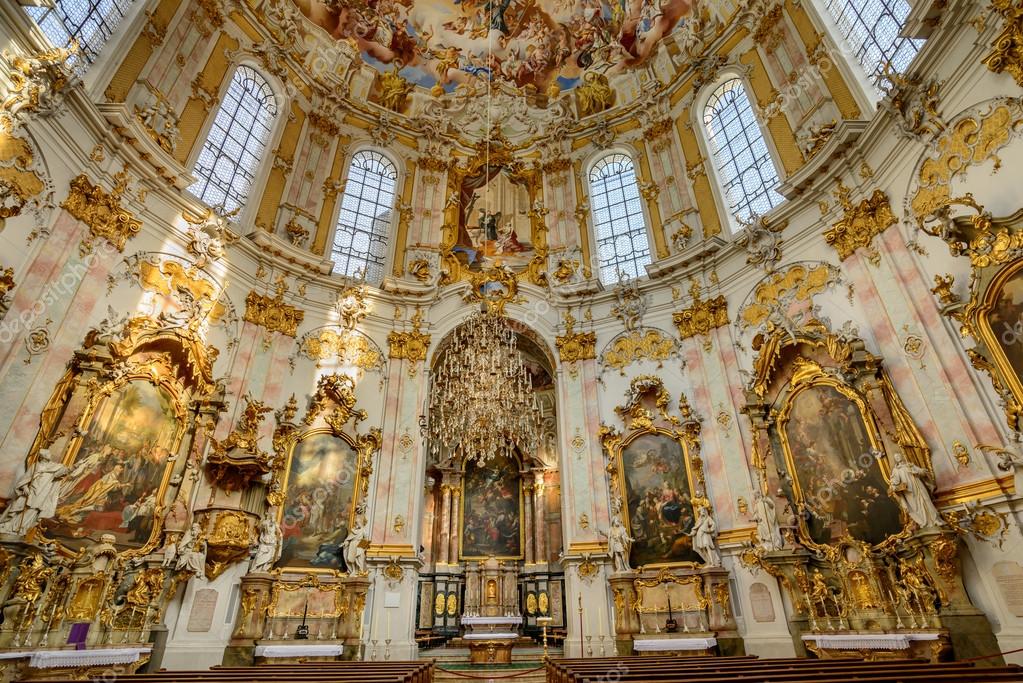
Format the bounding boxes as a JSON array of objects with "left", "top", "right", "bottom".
[{"left": 331, "top": 150, "right": 397, "bottom": 283}]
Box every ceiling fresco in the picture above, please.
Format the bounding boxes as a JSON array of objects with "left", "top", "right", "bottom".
[{"left": 291, "top": 0, "right": 696, "bottom": 93}]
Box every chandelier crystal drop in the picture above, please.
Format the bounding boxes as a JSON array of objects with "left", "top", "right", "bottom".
[{"left": 428, "top": 307, "right": 542, "bottom": 466}]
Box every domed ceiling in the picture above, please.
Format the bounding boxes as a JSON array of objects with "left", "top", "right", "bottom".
[{"left": 292, "top": 0, "right": 697, "bottom": 93}]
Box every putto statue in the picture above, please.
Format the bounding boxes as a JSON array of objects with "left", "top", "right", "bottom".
[
  {"left": 342, "top": 511, "right": 369, "bottom": 575},
  {"left": 250, "top": 510, "right": 282, "bottom": 573},
  {"left": 888, "top": 451, "right": 944, "bottom": 529},
  {"left": 690, "top": 502, "right": 721, "bottom": 567},
  {"left": 751, "top": 490, "right": 784, "bottom": 551},
  {"left": 0, "top": 449, "right": 69, "bottom": 535}
]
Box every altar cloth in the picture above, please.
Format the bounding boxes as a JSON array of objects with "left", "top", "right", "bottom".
[
  {"left": 633, "top": 637, "right": 717, "bottom": 651},
  {"left": 254, "top": 644, "right": 343, "bottom": 658},
  {"left": 0, "top": 647, "right": 153, "bottom": 668},
  {"left": 801, "top": 633, "right": 940, "bottom": 650}
]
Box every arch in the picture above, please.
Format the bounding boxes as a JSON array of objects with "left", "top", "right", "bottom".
[
  {"left": 586, "top": 150, "right": 653, "bottom": 284},
  {"left": 187, "top": 64, "right": 279, "bottom": 218},
  {"left": 821, "top": 0, "right": 922, "bottom": 88},
  {"left": 429, "top": 313, "right": 558, "bottom": 376},
  {"left": 329, "top": 147, "right": 400, "bottom": 284},
  {"left": 702, "top": 77, "right": 784, "bottom": 226}
]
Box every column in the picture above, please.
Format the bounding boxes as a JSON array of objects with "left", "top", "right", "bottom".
[
  {"left": 448, "top": 475, "right": 461, "bottom": 564},
  {"left": 438, "top": 483, "right": 452, "bottom": 565},
  {"left": 533, "top": 471, "right": 546, "bottom": 564},
  {"left": 522, "top": 480, "right": 535, "bottom": 564}
]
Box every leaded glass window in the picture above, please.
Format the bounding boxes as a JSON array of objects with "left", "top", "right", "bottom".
[
  {"left": 24, "top": 0, "right": 134, "bottom": 74},
  {"left": 588, "top": 153, "right": 652, "bottom": 284},
  {"left": 704, "top": 78, "right": 784, "bottom": 224},
  {"left": 188, "top": 66, "right": 278, "bottom": 217},
  {"left": 824, "top": 0, "right": 923, "bottom": 87},
  {"left": 331, "top": 150, "right": 397, "bottom": 283}
]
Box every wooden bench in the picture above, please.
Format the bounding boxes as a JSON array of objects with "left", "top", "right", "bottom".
[
  {"left": 21, "top": 660, "right": 434, "bottom": 683},
  {"left": 546, "top": 655, "right": 1023, "bottom": 683}
]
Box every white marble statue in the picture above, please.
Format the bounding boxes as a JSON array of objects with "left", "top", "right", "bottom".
[
  {"left": 250, "top": 511, "right": 282, "bottom": 573},
  {"left": 690, "top": 505, "right": 721, "bottom": 567},
  {"left": 0, "top": 449, "right": 69, "bottom": 535},
  {"left": 175, "top": 522, "right": 207, "bottom": 576},
  {"left": 603, "top": 512, "right": 634, "bottom": 573},
  {"left": 342, "top": 514, "right": 368, "bottom": 575},
  {"left": 751, "top": 490, "right": 784, "bottom": 551},
  {"left": 159, "top": 533, "right": 178, "bottom": 569},
  {"left": 888, "top": 452, "right": 944, "bottom": 528}
]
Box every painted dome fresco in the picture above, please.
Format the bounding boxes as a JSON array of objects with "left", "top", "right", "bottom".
[{"left": 291, "top": 0, "right": 697, "bottom": 93}]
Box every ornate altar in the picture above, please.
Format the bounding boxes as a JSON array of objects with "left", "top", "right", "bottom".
[
  {"left": 739, "top": 321, "right": 1002, "bottom": 662},
  {"left": 0, "top": 315, "right": 226, "bottom": 679},
  {"left": 224, "top": 374, "right": 379, "bottom": 665},
  {"left": 600, "top": 377, "right": 742, "bottom": 657}
]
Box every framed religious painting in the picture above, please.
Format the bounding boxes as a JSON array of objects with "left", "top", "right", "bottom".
[
  {"left": 42, "top": 376, "right": 185, "bottom": 553},
  {"left": 275, "top": 429, "right": 361, "bottom": 571},
  {"left": 775, "top": 377, "right": 904, "bottom": 548},
  {"left": 972, "top": 259, "right": 1023, "bottom": 429},
  {"left": 617, "top": 429, "right": 702, "bottom": 568},
  {"left": 459, "top": 450, "right": 523, "bottom": 560}
]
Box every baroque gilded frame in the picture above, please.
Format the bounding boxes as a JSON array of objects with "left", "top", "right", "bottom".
[
  {"left": 269, "top": 373, "right": 381, "bottom": 574},
  {"left": 955, "top": 210, "right": 1023, "bottom": 433},
  {"left": 26, "top": 315, "right": 222, "bottom": 560},
  {"left": 745, "top": 321, "right": 931, "bottom": 556},
  {"left": 599, "top": 376, "right": 709, "bottom": 570},
  {"left": 438, "top": 139, "right": 549, "bottom": 287}
]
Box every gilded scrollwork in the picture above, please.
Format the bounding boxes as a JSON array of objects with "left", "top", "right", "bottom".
[
  {"left": 823, "top": 185, "right": 896, "bottom": 264},
  {"left": 61, "top": 173, "right": 143, "bottom": 255}
]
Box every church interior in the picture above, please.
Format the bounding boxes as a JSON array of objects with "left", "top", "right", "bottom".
[{"left": 2, "top": 0, "right": 1023, "bottom": 680}]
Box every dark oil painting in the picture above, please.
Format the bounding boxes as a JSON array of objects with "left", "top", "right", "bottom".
[{"left": 460, "top": 451, "right": 522, "bottom": 559}]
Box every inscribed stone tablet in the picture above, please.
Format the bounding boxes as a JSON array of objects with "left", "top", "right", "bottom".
[
  {"left": 187, "top": 588, "right": 219, "bottom": 632},
  {"left": 992, "top": 561, "right": 1023, "bottom": 617},
  {"left": 749, "top": 582, "right": 776, "bottom": 623}
]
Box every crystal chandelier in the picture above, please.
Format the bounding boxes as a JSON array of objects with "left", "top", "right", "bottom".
[{"left": 428, "top": 307, "right": 542, "bottom": 466}]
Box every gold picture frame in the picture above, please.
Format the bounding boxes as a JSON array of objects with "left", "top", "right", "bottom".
[
  {"left": 270, "top": 374, "right": 381, "bottom": 574},
  {"left": 599, "top": 376, "right": 709, "bottom": 570},
  {"left": 458, "top": 449, "right": 526, "bottom": 561}
]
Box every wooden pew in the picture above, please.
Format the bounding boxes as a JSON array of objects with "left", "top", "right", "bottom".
[
  {"left": 545, "top": 655, "right": 1023, "bottom": 683},
  {"left": 21, "top": 660, "right": 434, "bottom": 683}
]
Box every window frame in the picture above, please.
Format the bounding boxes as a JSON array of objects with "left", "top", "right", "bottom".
[
  {"left": 821, "top": 0, "right": 923, "bottom": 90},
  {"left": 20, "top": 0, "right": 153, "bottom": 98},
  {"left": 185, "top": 61, "right": 285, "bottom": 227},
  {"left": 694, "top": 71, "right": 786, "bottom": 234},
  {"left": 803, "top": 0, "right": 921, "bottom": 111},
  {"left": 327, "top": 145, "right": 403, "bottom": 285},
  {"left": 584, "top": 147, "right": 655, "bottom": 285}
]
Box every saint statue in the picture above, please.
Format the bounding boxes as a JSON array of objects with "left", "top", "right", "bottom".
[
  {"left": 250, "top": 511, "right": 282, "bottom": 573},
  {"left": 342, "top": 513, "right": 368, "bottom": 575},
  {"left": 887, "top": 452, "right": 943, "bottom": 529},
  {"left": 0, "top": 449, "right": 69, "bottom": 535},
  {"left": 690, "top": 504, "right": 721, "bottom": 567},
  {"left": 601, "top": 504, "right": 634, "bottom": 573},
  {"left": 751, "top": 490, "right": 784, "bottom": 551},
  {"left": 175, "top": 522, "right": 207, "bottom": 576}
]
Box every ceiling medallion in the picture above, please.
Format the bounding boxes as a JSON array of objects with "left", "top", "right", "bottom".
[{"left": 427, "top": 306, "right": 541, "bottom": 467}]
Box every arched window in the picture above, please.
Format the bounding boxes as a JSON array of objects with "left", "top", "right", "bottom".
[
  {"left": 188, "top": 66, "right": 277, "bottom": 217},
  {"left": 588, "top": 153, "right": 651, "bottom": 284},
  {"left": 704, "top": 78, "right": 784, "bottom": 224},
  {"left": 331, "top": 150, "right": 397, "bottom": 283},
  {"left": 24, "top": 0, "right": 135, "bottom": 72},
  {"left": 824, "top": 0, "right": 922, "bottom": 85}
]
